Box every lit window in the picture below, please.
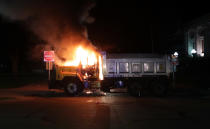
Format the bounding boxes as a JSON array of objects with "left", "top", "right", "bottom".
[{"left": 144, "top": 63, "right": 154, "bottom": 73}]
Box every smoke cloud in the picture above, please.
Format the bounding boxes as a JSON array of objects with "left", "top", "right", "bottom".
[{"left": 0, "top": 0, "right": 96, "bottom": 63}]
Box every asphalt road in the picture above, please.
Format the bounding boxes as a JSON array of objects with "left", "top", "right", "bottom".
[{"left": 0, "top": 84, "right": 210, "bottom": 129}]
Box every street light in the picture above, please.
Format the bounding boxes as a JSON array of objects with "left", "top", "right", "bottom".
[
  {"left": 191, "top": 49, "right": 197, "bottom": 57},
  {"left": 173, "top": 52, "right": 178, "bottom": 57},
  {"left": 171, "top": 51, "right": 178, "bottom": 88},
  {"left": 191, "top": 49, "right": 197, "bottom": 54}
]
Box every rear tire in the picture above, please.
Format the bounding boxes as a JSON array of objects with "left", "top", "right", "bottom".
[{"left": 128, "top": 82, "right": 143, "bottom": 96}]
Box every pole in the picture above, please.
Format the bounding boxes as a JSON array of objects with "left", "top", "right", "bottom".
[
  {"left": 172, "top": 63, "right": 174, "bottom": 81},
  {"left": 172, "top": 63, "right": 176, "bottom": 89},
  {"left": 150, "top": 24, "right": 154, "bottom": 53},
  {"left": 48, "top": 61, "right": 51, "bottom": 81}
]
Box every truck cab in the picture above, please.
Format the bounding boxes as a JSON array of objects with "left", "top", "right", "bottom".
[{"left": 49, "top": 63, "right": 101, "bottom": 95}]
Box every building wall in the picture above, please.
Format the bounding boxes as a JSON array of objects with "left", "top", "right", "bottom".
[
  {"left": 186, "top": 29, "right": 196, "bottom": 56},
  {"left": 185, "top": 25, "right": 208, "bottom": 57},
  {"left": 205, "top": 29, "right": 210, "bottom": 57}
]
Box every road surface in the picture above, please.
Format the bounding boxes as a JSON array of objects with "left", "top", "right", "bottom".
[{"left": 0, "top": 83, "right": 210, "bottom": 129}]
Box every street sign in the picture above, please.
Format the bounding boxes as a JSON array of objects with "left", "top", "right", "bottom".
[
  {"left": 44, "top": 51, "right": 54, "bottom": 62},
  {"left": 44, "top": 51, "right": 54, "bottom": 80}
]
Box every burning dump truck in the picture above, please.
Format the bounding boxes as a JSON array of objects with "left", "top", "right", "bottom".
[
  {"left": 48, "top": 46, "right": 104, "bottom": 95},
  {"left": 48, "top": 46, "right": 176, "bottom": 96}
]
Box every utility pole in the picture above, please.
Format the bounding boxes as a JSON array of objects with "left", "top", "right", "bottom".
[{"left": 150, "top": 23, "right": 154, "bottom": 53}]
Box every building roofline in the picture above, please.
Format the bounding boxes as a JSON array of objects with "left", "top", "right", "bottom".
[{"left": 184, "top": 13, "right": 210, "bottom": 30}]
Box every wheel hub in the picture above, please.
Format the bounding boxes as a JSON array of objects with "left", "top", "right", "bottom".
[{"left": 67, "top": 83, "right": 77, "bottom": 94}]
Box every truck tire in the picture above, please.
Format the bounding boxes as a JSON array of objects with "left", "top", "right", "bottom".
[
  {"left": 63, "top": 79, "right": 83, "bottom": 96},
  {"left": 152, "top": 82, "right": 168, "bottom": 97},
  {"left": 128, "top": 82, "right": 143, "bottom": 96}
]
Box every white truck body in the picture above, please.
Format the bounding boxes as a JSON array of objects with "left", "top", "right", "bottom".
[
  {"left": 100, "top": 52, "right": 174, "bottom": 96},
  {"left": 102, "top": 53, "right": 172, "bottom": 77}
]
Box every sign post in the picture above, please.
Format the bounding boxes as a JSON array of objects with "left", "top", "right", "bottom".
[
  {"left": 46, "top": 61, "right": 52, "bottom": 80},
  {"left": 44, "top": 51, "right": 54, "bottom": 81}
]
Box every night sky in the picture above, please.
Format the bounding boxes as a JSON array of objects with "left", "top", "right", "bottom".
[
  {"left": 87, "top": 1, "right": 210, "bottom": 53},
  {"left": 0, "top": 0, "right": 209, "bottom": 53},
  {"left": 0, "top": 0, "right": 210, "bottom": 71}
]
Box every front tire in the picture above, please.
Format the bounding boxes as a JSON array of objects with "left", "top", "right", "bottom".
[{"left": 63, "top": 78, "right": 83, "bottom": 96}]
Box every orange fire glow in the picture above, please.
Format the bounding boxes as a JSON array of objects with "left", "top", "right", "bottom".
[
  {"left": 63, "top": 46, "right": 97, "bottom": 67},
  {"left": 99, "top": 55, "right": 103, "bottom": 80},
  {"left": 58, "top": 45, "right": 103, "bottom": 80}
]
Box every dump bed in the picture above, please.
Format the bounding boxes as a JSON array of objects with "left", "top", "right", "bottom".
[{"left": 102, "top": 53, "right": 172, "bottom": 78}]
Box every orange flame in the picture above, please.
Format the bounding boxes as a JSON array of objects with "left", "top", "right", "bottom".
[
  {"left": 99, "top": 55, "right": 104, "bottom": 80},
  {"left": 63, "top": 46, "right": 97, "bottom": 67},
  {"left": 59, "top": 45, "right": 103, "bottom": 80}
]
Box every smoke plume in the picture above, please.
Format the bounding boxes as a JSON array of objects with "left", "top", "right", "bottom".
[{"left": 0, "top": 0, "right": 96, "bottom": 63}]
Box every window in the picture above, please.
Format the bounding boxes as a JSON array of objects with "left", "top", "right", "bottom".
[
  {"left": 108, "top": 62, "right": 116, "bottom": 73},
  {"left": 144, "top": 62, "right": 154, "bottom": 73},
  {"left": 119, "top": 62, "right": 129, "bottom": 73},
  {"left": 132, "top": 63, "right": 142, "bottom": 73},
  {"left": 156, "top": 62, "right": 166, "bottom": 73}
]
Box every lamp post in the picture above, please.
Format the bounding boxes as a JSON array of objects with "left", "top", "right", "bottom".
[
  {"left": 171, "top": 52, "right": 178, "bottom": 88},
  {"left": 191, "top": 49, "right": 197, "bottom": 57}
]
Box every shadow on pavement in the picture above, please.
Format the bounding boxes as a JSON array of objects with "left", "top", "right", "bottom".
[
  {"left": 25, "top": 90, "right": 106, "bottom": 98},
  {"left": 25, "top": 91, "right": 68, "bottom": 98}
]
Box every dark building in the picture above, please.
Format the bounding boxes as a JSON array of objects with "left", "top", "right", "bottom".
[{"left": 185, "top": 14, "right": 210, "bottom": 57}]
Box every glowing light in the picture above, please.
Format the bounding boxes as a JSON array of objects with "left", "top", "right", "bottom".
[
  {"left": 191, "top": 49, "right": 197, "bottom": 54},
  {"left": 63, "top": 46, "right": 98, "bottom": 67},
  {"left": 85, "top": 90, "right": 93, "bottom": 94},
  {"left": 173, "top": 52, "right": 178, "bottom": 57},
  {"left": 201, "top": 53, "right": 204, "bottom": 57},
  {"left": 99, "top": 55, "right": 104, "bottom": 80},
  {"left": 63, "top": 61, "right": 77, "bottom": 66},
  {"left": 88, "top": 52, "right": 97, "bottom": 66}
]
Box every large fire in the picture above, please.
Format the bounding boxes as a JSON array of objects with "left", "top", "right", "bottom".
[
  {"left": 98, "top": 55, "right": 103, "bottom": 80},
  {"left": 63, "top": 46, "right": 97, "bottom": 67},
  {"left": 59, "top": 46, "right": 103, "bottom": 80}
]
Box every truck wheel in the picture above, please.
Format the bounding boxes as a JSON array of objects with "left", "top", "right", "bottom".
[
  {"left": 64, "top": 79, "right": 83, "bottom": 96},
  {"left": 128, "top": 82, "right": 143, "bottom": 96},
  {"left": 152, "top": 82, "right": 168, "bottom": 97}
]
